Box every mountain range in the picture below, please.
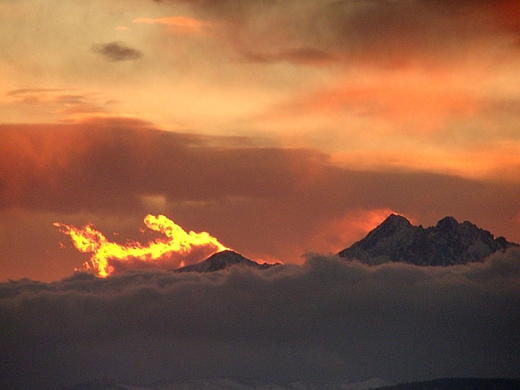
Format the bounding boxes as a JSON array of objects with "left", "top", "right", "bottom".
[
  {"left": 56, "top": 377, "right": 520, "bottom": 390},
  {"left": 54, "top": 376, "right": 386, "bottom": 390},
  {"left": 338, "top": 214, "right": 518, "bottom": 266},
  {"left": 177, "top": 215, "right": 519, "bottom": 273}
]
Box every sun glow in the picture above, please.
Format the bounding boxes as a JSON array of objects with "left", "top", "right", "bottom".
[{"left": 55, "top": 214, "right": 229, "bottom": 277}]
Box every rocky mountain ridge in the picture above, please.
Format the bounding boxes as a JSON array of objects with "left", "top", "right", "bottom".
[
  {"left": 338, "top": 214, "right": 518, "bottom": 266},
  {"left": 176, "top": 215, "right": 518, "bottom": 271}
]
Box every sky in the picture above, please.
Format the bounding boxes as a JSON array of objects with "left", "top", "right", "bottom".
[
  {"left": 1, "top": 0, "right": 520, "bottom": 281},
  {"left": 1, "top": 1, "right": 520, "bottom": 388}
]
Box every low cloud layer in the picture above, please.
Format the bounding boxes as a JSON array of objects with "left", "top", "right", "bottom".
[{"left": 1, "top": 250, "right": 520, "bottom": 389}]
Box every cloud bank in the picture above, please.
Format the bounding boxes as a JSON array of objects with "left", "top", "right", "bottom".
[{"left": 1, "top": 250, "right": 520, "bottom": 389}]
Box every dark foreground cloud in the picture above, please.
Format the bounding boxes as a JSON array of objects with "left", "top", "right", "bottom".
[
  {"left": 92, "top": 41, "right": 143, "bottom": 61},
  {"left": 1, "top": 250, "right": 519, "bottom": 389}
]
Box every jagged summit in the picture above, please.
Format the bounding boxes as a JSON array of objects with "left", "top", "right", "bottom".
[
  {"left": 436, "top": 216, "right": 459, "bottom": 230},
  {"left": 338, "top": 214, "right": 518, "bottom": 266},
  {"left": 364, "top": 213, "right": 413, "bottom": 241},
  {"left": 381, "top": 213, "right": 412, "bottom": 227},
  {"left": 176, "top": 250, "right": 278, "bottom": 273}
]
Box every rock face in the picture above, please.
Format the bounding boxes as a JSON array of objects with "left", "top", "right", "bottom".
[
  {"left": 338, "top": 214, "right": 518, "bottom": 266},
  {"left": 176, "top": 250, "right": 278, "bottom": 273}
]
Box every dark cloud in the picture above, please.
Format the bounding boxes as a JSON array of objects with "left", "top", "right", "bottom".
[
  {"left": 309, "top": 0, "right": 514, "bottom": 66},
  {"left": 0, "top": 122, "right": 327, "bottom": 213},
  {"left": 153, "top": 0, "right": 519, "bottom": 67},
  {"left": 240, "top": 46, "right": 336, "bottom": 65},
  {"left": 91, "top": 42, "right": 143, "bottom": 62},
  {"left": 1, "top": 121, "right": 520, "bottom": 280},
  {"left": 1, "top": 250, "right": 519, "bottom": 389}
]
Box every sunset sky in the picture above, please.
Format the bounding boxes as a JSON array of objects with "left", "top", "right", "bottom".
[
  {"left": 2, "top": 0, "right": 520, "bottom": 281},
  {"left": 2, "top": 2, "right": 520, "bottom": 389}
]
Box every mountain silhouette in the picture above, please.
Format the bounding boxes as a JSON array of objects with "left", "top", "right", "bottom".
[
  {"left": 338, "top": 214, "right": 518, "bottom": 266},
  {"left": 378, "top": 377, "right": 520, "bottom": 390},
  {"left": 55, "top": 377, "right": 520, "bottom": 390},
  {"left": 176, "top": 250, "right": 278, "bottom": 273}
]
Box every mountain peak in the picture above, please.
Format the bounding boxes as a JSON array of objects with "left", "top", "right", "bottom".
[
  {"left": 176, "top": 250, "right": 278, "bottom": 273},
  {"left": 383, "top": 213, "right": 412, "bottom": 225},
  {"left": 338, "top": 215, "right": 518, "bottom": 266},
  {"left": 375, "top": 213, "right": 413, "bottom": 232},
  {"left": 436, "top": 216, "right": 459, "bottom": 230}
]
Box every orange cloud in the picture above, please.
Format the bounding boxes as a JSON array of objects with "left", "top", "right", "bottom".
[
  {"left": 58, "top": 112, "right": 149, "bottom": 125},
  {"left": 306, "top": 208, "right": 410, "bottom": 254},
  {"left": 133, "top": 16, "right": 214, "bottom": 34},
  {"left": 5, "top": 88, "right": 114, "bottom": 122},
  {"left": 283, "top": 74, "right": 478, "bottom": 133},
  {"left": 55, "top": 214, "right": 229, "bottom": 277},
  {"left": 330, "top": 143, "right": 520, "bottom": 182}
]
